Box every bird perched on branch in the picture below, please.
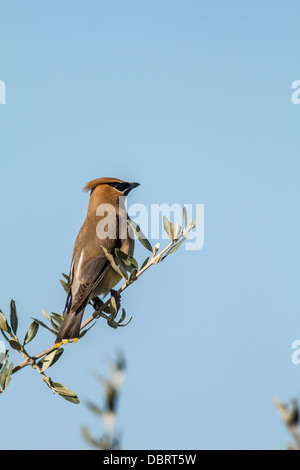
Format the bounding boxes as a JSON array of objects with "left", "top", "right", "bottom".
[{"left": 55, "top": 177, "right": 140, "bottom": 347}]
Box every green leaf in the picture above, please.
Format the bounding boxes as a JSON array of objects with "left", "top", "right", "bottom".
[
  {"left": 51, "top": 313, "right": 63, "bottom": 326},
  {"left": 59, "top": 279, "right": 69, "bottom": 294},
  {"left": 10, "top": 300, "right": 18, "bottom": 335},
  {"left": 48, "top": 379, "right": 80, "bottom": 403},
  {"left": 161, "top": 238, "right": 186, "bottom": 260},
  {"left": 128, "top": 220, "right": 153, "bottom": 252},
  {"left": 114, "top": 248, "right": 128, "bottom": 260},
  {"left": 193, "top": 207, "right": 201, "bottom": 227},
  {"left": 115, "top": 249, "right": 138, "bottom": 269},
  {"left": 140, "top": 256, "right": 149, "bottom": 271},
  {"left": 9, "top": 339, "right": 21, "bottom": 351},
  {"left": 42, "top": 310, "right": 51, "bottom": 322},
  {"left": 50, "top": 319, "right": 60, "bottom": 332},
  {"left": 38, "top": 348, "right": 64, "bottom": 372},
  {"left": 5, "top": 362, "right": 13, "bottom": 388},
  {"left": 61, "top": 273, "right": 69, "bottom": 281},
  {"left": 51, "top": 381, "right": 79, "bottom": 401},
  {"left": 174, "top": 223, "right": 182, "bottom": 240},
  {"left": 169, "top": 222, "right": 174, "bottom": 241},
  {"left": 0, "top": 310, "right": 10, "bottom": 333},
  {"left": 0, "top": 358, "right": 13, "bottom": 391},
  {"left": 0, "top": 329, "right": 10, "bottom": 343},
  {"left": 0, "top": 369, "right": 7, "bottom": 389},
  {"left": 79, "top": 321, "right": 96, "bottom": 338},
  {"left": 60, "top": 394, "right": 80, "bottom": 404},
  {"left": 119, "top": 308, "right": 127, "bottom": 324},
  {"left": 23, "top": 320, "right": 39, "bottom": 345},
  {"left": 183, "top": 206, "right": 187, "bottom": 228},
  {"left": 128, "top": 267, "right": 137, "bottom": 283},
  {"left": 163, "top": 216, "right": 171, "bottom": 238},
  {"left": 102, "top": 247, "right": 128, "bottom": 280},
  {"left": 0, "top": 355, "right": 8, "bottom": 389},
  {"left": 163, "top": 216, "right": 176, "bottom": 241},
  {"left": 0, "top": 350, "right": 8, "bottom": 372},
  {"left": 31, "top": 318, "right": 57, "bottom": 336},
  {"left": 110, "top": 296, "right": 118, "bottom": 319}
]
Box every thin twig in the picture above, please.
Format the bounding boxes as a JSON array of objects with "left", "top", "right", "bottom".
[{"left": 10, "top": 223, "right": 195, "bottom": 381}]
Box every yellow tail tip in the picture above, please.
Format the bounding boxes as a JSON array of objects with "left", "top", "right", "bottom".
[{"left": 55, "top": 338, "right": 78, "bottom": 347}]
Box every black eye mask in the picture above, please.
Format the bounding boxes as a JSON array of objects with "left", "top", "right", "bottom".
[{"left": 108, "top": 182, "right": 130, "bottom": 192}]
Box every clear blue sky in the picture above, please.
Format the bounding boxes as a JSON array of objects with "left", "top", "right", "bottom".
[{"left": 1, "top": 0, "right": 300, "bottom": 450}]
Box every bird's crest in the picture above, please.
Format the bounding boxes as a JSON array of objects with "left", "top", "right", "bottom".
[{"left": 83, "top": 177, "right": 124, "bottom": 193}]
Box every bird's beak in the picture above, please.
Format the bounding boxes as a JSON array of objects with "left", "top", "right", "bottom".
[
  {"left": 129, "top": 182, "right": 140, "bottom": 190},
  {"left": 123, "top": 182, "right": 140, "bottom": 196}
]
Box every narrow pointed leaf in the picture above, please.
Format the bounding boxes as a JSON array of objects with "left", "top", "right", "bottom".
[
  {"left": 128, "top": 220, "right": 152, "bottom": 252},
  {"left": 163, "top": 216, "right": 171, "bottom": 238},
  {"left": 128, "top": 267, "right": 137, "bottom": 283},
  {"left": 0, "top": 311, "right": 10, "bottom": 333},
  {"left": 140, "top": 257, "right": 149, "bottom": 271},
  {"left": 174, "top": 223, "right": 182, "bottom": 240},
  {"left": 110, "top": 296, "right": 118, "bottom": 318},
  {"left": 39, "top": 348, "right": 64, "bottom": 372},
  {"left": 79, "top": 321, "right": 96, "bottom": 338},
  {"left": 59, "top": 279, "right": 69, "bottom": 294},
  {"left": 114, "top": 248, "right": 128, "bottom": 260},
  {"left": 51, "top": 380, "right": 78, "bottom": 397},
  {"left": 119, "top": 308, "right": 127, "bottom": 324},
  {"left": 24, "top": 320, "right": 39, "bottom": 345},
  {"left": 169, "top": 221, "right": 175, "bottom": 241},
  {"left": 60, "top": 394, "right": 80, "bottom": 404},
  {"left": 183, "top": 206, "right": 187, "bottom": 228},
  {"left": 1, "top": 329, "right": 10, "bottom": 342},
  {"left": 51, "top": 313, "right": 63, "bottom": 326},
  {"left": 5, "top": 362, "right": 13, "bottom": 388},
  {"left": 50, "top": 319, "right": 60, "bottom": 332},
  {"left": 0, "top": 354, "right": 9, "bottom": 389},
  {"left": 42, "top": 310, "right": 51, "bottom": 322},
  {"left": 0, "top": 350, "right": 7, "bottom": 372},
  {"left": 50, "top": 379, "right": 80, "bottom": 403},
  {"left": 31, "top": 318, "right": 57, "bottom": 336},
  {"left": 9, "top": 339, "right": 21, "bottom": 351},
  {"left": 10, "top": 300, "right": 18, "bottom": 335},
  {"left": 102, "top": 247, "right": 128, "bottom": 280},
  {"left": 193, "top": 207, "right": 201, "bottom": 227},
  {"left": 115, "top": 249, "right": 138, "bottom": 269},
  {"left": 0, "top": 365, "right": 7, "bottom": 389},
  {"left": 161, "top": 238, "right": 186, "bottom": 260}
]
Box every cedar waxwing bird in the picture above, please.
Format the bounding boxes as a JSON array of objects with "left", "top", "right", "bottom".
[{"left": 55, "top": 177, "right": 140, "bottom": 347}]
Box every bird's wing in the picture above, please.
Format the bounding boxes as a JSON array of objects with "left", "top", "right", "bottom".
[
  {"left": 69, "top": 255, "right": 109, "bottom": 313},
  {"left": 66, "top": 218, "right": 121, "bottom": 314}
]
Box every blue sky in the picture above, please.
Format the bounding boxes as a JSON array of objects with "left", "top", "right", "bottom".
[{"left": 1, "top": 0, "right": 300, "bottom": 450}]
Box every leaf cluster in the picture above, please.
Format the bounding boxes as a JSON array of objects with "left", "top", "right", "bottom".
[
  {"left": 0, "top": 301, "right": 79, "bottom": 403},
  {"left": 0, "top": 206, "right": 200, "bottom": 404}
]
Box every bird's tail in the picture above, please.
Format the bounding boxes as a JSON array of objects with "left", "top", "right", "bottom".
[{"left": 55, "top": 307, "right": 85, "bottom": 347}]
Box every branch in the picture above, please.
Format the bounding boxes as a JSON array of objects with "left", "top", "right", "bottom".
[
  {"left": 0, "top": 208, "right": 200, "bottom": 403},
  {"left": 274, "top": 397, "right": 300, "bottom": 450}
]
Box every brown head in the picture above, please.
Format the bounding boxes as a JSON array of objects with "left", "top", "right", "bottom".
[{"left": 83, "top": 177, "right": 140, "bottom": 213}]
